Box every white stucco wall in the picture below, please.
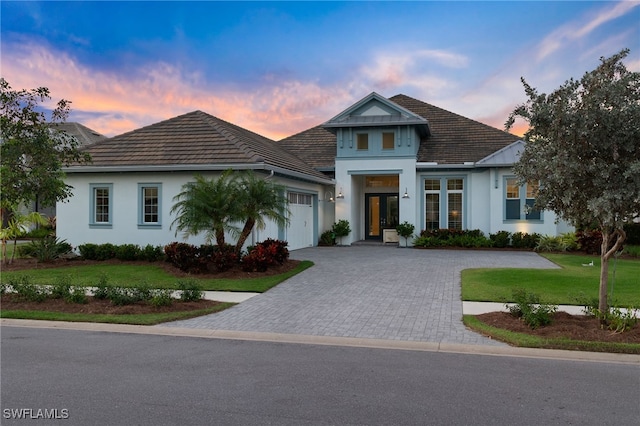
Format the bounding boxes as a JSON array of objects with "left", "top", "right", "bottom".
[{"left": 57, "top": 171, "right": 329, "bottom": 251}]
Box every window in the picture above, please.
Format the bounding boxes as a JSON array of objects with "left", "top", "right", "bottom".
[
  {"left": 382, "top": 132, "right": 395, "bottom": 150},
  {"left": 447, "top": 179, "right": 463, "bottom": 230},
  {"left": 288, "top": 192, "right": 312, "bottom": 206},
  {"left": 424, "top": 178, "right": 463, "bottom": 230},
  {"left": 138, "top": 184, "right": 162, "bottom": 227},
  {"left": 90, "top": 184, "right": 113, "bottom": 227},
  {"left": 424, "top": 179, "right": 440, "bottom": 231},
  {"left": 357, "top": 133, "right": 369, "bottom": 150},
  {"left": 505, "top": 178, "right": 540, "bottom": 220}
]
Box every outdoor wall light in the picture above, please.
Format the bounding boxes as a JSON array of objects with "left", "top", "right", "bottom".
[
  {"left": 402, "top": 188, "right": 410, "bottom": 199},
  {"left": 336, "top": 188, "right": 344, "bottom": 199},
  {"left": 324, "top": 191, "right": 335, "bottom": 202}
]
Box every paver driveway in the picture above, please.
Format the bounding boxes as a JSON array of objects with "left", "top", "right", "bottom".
[{"left": 160, "top": 246, "right": 558, "bottom": 345}]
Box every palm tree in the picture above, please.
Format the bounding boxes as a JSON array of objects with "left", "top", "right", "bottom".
[
  {"left": 0, "top": 207, "right": 48, "bottom": 264},
  {"left": 234, "top": 171, "right": 290, "bottom": 254},
  {"left": 170, "top": 171, "right": 241, "bottom": 246}
]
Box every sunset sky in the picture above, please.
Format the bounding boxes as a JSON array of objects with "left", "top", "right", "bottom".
[{"left": 2, "top": 1, "right": 639, "bottom": 140}]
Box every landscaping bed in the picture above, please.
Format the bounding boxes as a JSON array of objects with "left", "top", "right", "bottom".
[{"left": 475, "top": 311, "right": 639, "bottom": 344}]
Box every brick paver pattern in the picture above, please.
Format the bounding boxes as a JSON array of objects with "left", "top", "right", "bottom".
[{"left": 160, "top": 247, "right": 558, "bottom": 346}]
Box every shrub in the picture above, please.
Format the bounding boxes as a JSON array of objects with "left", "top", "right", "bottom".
[
  {"left": 319, "top": 230, "right": 335, "bottom": 246},
  {"left": 50, "top": 274, "right": 74, "bottom": 299},
  {"left": 507, "top": 289, "right": 557, "bottom": 329},
  {"left": 489, "top": 231, "right": 511, "bottom": 248},
  {"left": 66, "top": 287, "right": 88, "bottom": 304},
  {"left": 130, "top": 281, "right": 152, "bottom": 302},
  {"left": 92, "top": 273, "right": 110, "bottom": 299},
  {"left": 412, "top": 236, "right": 442, "bottom": 248},
  {"left": 332, "top": 220, "right": 351, "bottom": 244},
  {"left": 19, "top": 236, "right": 73, "bottom": 262},
  {"left": 396, "top": 221, "right": 415, "bottom": 245},
  {"left": 241, "top": 244, "right": 274, "bottom": 272},
  {"left": 164, "top": 242, "right": 202, "bottom": 273},
  {"left": 624, "top": 245, "right": 640, "bottom": 258},
  {"left": 511, "top": 232, "right": 540, "bottom": 249},
  {"left": 258, "top": 239, "right": 289, "bottom": 264},
  {"left": 24, "top": 227, "right": 54, "bottom": 239},
  {"left": 177, "top": 279, "right": 203, "bottom": 302},
  {"left": 115, "top": 244, "right": 140, "bottom": 261},
  {"left": 95, "top": 243, "right": 117, "bottom": 261},
  {"left": 576, "top": 229, "right": 602, "bottom": 254},
  {"left": 140, "top": 244, "right": 165, "bottom": 262},
  {"left": 536, "top": 233, "right": 578, "bottom": 252},
  {"left": 78, "top": 243, "right": 99, "bottom": 260},
  {"left": 149, "top": 289, "right": 174, "bottom": 307},
  {"left": 624, "top": 222, "right": 640, "bottom": 245},
  {"left": 210, "top": 244, "right": 239, "bottom": 272},
  {"left": 582, "top": 301, "right": 638, "bottom": 333},
  {"left": 9, "top": 276, "right": 48, "bottom": 302},
  {"left": 106, "top": 287, "right": 139, "bottom": 306}
]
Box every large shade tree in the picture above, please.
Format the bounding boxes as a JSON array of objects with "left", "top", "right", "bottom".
[
  {"left": 0, "top": 78, "right": 91, "bottom": 221},
  {"left": 506, "top": 49, "right": 640, "bottom": 313}
]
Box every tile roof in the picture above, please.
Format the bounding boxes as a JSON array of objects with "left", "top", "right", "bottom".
[
  {"left": 50, "top": 122, "right": 107, "bottom": 146},
  {"left": 389, "top": 94, "right": 521, "bottom": 165},
  {"left": 78, "top": 111, "right": 331, "bottom": 182},
  {"left": 278, "top": 94, "right": 521, "bottom": 168}
]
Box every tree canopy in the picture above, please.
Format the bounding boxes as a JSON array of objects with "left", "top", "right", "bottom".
[
  {"left": 0, "top": 78, "right": 91, "bottom": 214},
  {"left": 506, "top": 48, "right": 640, "bottom": 312}
]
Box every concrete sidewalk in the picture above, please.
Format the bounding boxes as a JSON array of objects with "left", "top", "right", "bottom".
[{"left": 160, "top": 247, "right": 560, "bottom": 346}]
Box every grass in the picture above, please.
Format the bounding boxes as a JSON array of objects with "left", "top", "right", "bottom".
[
  {"left": 462, "top": 253, "right": 640, "bottom": 306},
  {"left": 0, "top": 303, "right": 235, "bottom": 325},
  {"left": 1, "top": 260, "right": 314, "bottom": 292},
  {"left": 463, "top": 315, "right": 640, "bottom": 354}
]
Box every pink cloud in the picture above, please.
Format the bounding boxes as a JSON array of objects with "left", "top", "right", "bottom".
[{"left": 2, "top": 40, "right": 351, "bottom": 140}]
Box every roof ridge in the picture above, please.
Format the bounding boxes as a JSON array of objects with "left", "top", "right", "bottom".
[{"left": 390, "top": 94, "right": 518, "bottom": 137}]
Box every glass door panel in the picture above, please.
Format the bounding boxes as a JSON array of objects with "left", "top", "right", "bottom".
[{"left": 367, "top": 196, "right": 381, "bottom": 238}]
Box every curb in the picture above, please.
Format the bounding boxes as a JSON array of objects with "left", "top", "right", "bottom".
[{"left": 3, "top": 319, "right": 638, "bottom": 365}]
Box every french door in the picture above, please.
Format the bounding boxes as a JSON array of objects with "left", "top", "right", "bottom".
[{"left": 365, "top": 194, "right": 399, "bottom": 240}]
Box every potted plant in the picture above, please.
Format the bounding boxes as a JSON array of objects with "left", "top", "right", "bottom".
[
  {"left": 332, "top": 220, "right": 351, "bottom": 246},
  {"left": 396, "top": 221, "right": 415, "bottom": 247}
]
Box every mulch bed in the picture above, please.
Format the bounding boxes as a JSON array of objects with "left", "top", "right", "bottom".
[
  {"left": 476, "top": 311, "right": 640, "bottom": 344},
  {"left": 1, "top": 294, "right": 222, "bottom": 315}
]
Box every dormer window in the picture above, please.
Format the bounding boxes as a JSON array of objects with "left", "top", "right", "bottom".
[
  {"left": 357, "top": 133, "right": 369, "bottom": 150},
  {"left": 382, "top": 132, "right": 395, "bottom": 150}
]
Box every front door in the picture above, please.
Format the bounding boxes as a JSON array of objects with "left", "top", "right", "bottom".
[{"left": 365, "top": 194, "right": 399, "bottom": 240}]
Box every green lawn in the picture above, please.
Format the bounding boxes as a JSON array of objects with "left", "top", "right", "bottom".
[
  {"left": 462, "top": 253, "right": 640, "bottom": 306},
  {"left": 1, "top": 260, "right": 314, "bottom": 292}
]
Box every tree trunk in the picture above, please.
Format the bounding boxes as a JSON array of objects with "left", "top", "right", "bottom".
[
  {"left": 236, "top": 218, "right": 256, "bottom": 254},
  {"left": 598, "top": 228, "right": 626, "bottom": 315},
  {"left": 214, "top": 227, "right": 225, "bottom": 247}
]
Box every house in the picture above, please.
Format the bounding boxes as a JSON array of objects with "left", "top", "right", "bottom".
[
  {"left": 17, "top": 122, "right": 106, "bottom": 222},
  {"left": 57, "top": 92, "right": 572, "bottom": 250}
]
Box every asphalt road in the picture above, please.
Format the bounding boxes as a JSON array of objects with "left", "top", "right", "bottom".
[{"left": 1, "top": 326, "right": 638, "bottom": 425}]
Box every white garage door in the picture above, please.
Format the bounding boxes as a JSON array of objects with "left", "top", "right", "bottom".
[{"left": 287, "top": 192, "right": 314, "bottom": 250}]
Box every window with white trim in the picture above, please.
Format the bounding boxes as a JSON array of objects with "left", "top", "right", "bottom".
[{"left": 505, "top": 178, "right": 540, "bottom": 220}]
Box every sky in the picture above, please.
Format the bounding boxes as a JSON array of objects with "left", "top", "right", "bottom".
[{"left": 1, "top": 1, "right": 639, "bottom": 140}]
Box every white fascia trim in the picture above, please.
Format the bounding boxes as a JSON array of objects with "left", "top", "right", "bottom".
[
  {"left": 63, "top": 163, "right": 335, "bottom": 185},
  {"left": 415, "top": 163, "right": 475, "bottom": 169}
]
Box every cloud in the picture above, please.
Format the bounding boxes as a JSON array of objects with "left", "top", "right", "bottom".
[
  {"left": 1, "top": 39, "right": 353, "bottom": 140},
  {"left": 536, "top": 1, "right": 640, "bottom": 61}
]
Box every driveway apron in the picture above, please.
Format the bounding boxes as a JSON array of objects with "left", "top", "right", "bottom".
[{"left": 159, "top": 247, "right": 558, "bottom": 346}]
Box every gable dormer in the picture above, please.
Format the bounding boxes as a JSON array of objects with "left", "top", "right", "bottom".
[{"left": 322, "top": 92, "right": 430, "bottom": 159}]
